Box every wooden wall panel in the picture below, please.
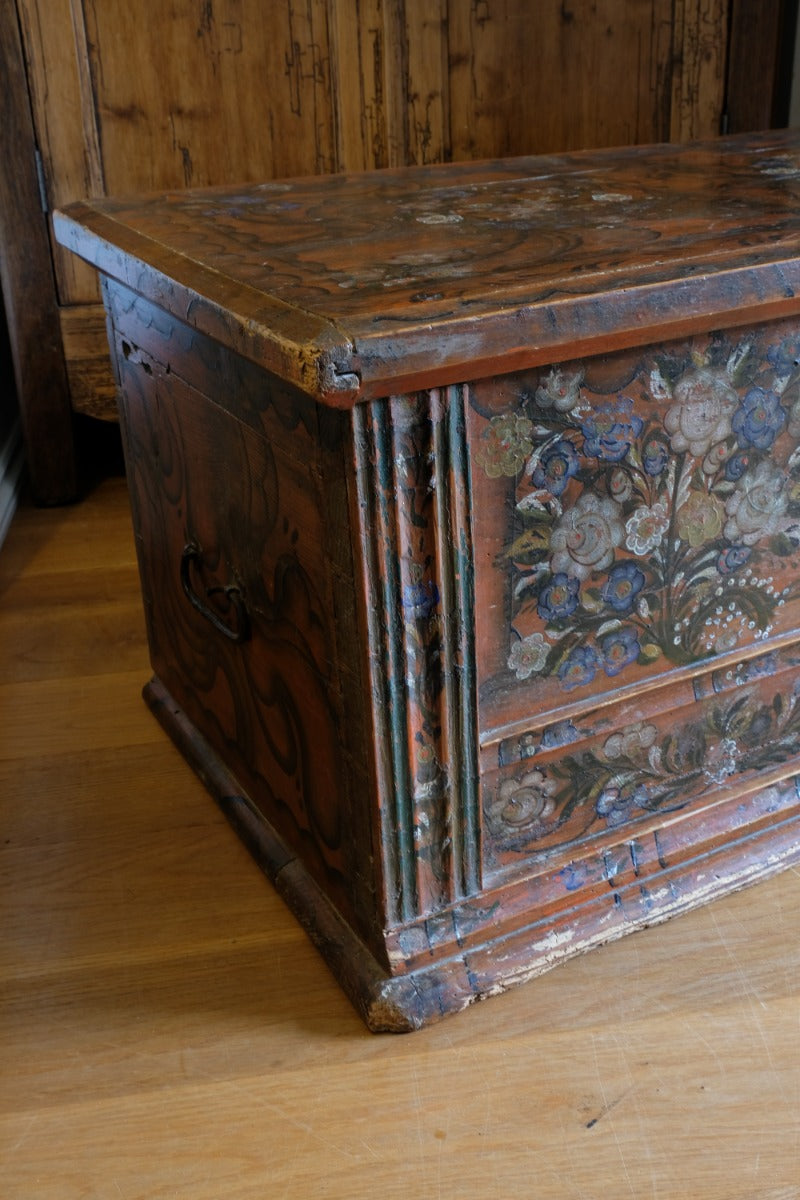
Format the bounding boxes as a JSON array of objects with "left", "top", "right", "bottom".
[
  {"left": 448, "top": 0, "right": 686, "bottom": 160},
  {"left": 670, "top": 0, "right": 730, "bottom": 142},
  {"left": 16, "top": 0, "right": 103, "bottom": 304},
  {"left": 401, "top": 1, "right": 450, "bottom": 165},
  {"left": 78, "top": 0, "right": 338, "bottom": 189},
  {"left": 726, "top": 0, "right": 796, "bottom": 132},
  {"left": 330, "top": 0, "right": 449, "bottom": 170},
  {"left": 329, "top": 1, "right": 391, "bottom": 171}
]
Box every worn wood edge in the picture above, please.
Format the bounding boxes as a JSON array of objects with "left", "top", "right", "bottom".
[
  {"left": 58, "top": 213, "right": 800, "bottom": 407},
  {"left": 54, "top": 162, "right": 800, "bottom": 410},
  {"left": 142, "top": 674, "right": 800, "bottom": 1032},
  {"left": 351, "top": 261, "right": 800, "bottom": 403},
  {"left": 461, "top": 811, "right": 800, "bottom": 1004},
  {"left": 53, "top": 207, "right": 361, "bottom": 405}
]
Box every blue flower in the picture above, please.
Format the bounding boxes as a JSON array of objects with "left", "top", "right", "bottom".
[
  {"left": 767, "top": 337, "right": 800, "bottom": 374},
  {"left": 559, "top": 862, "right": 589, "bottom": 891},
  {"left": 558, "top": 645, "right": 600, "bottom": 691},
  {"left": 717, "top": 545, "right": 751, "bottom": 574},
  {"left": 725, "top": 450, "right": 750, "bottom": 481},
  {"left": 581, "top": 398, "right": 644, "bottom": 463},
  {"left": 537, "top": 572, "right": 580, "bottom": 622},
  {"left": 601, "top": 627, "right": 641, "bottom": 676},
  {"left": 642, "top": 437, "right": 669, "bottom": 476},
  {"left": 402, "top": 580, "right": 439, "bottom": 620},
  {"left": 531, "top": 439, "right": 581, "bottom": 496},
  {"left": 600, "top": 562, "right": 645, "bottom": 613},
  {"left": 732, "top": 387, "right": 786, "bottom": 450},
  {"left": 539, "top": 719, "right": 581, "bottom": 751},
  {"left": 596, "top": 783, "right": 649, "bottom": 826}
]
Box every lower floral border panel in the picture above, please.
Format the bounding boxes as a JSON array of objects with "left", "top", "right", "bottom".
[{"left": 480, "top": 640, "right": 800, "bottom": 878}]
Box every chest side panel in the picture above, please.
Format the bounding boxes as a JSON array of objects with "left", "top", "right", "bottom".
[{"left": 105, "top": 282, "right": 382, "bottom": 950}]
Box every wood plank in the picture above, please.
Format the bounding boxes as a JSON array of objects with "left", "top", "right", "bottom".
[
  {"left": 0, "top": 0, "right": 77, "bottom": 502},
  {"left": 16, "top": 0, "right": 103, "bottom": 304},
  {"left": 77, "top": 0, "right": 338, "bottom": 189},
  {"left": 670, "top": 0, "right": 729, "bottom": 142},
  {"left": 448, "top": 0, "right": 680, "bottom": 160},
  {"left": 0, "top": 670, "right": 165, "bottom": 760},
  {"left": 328, "top": 0, "right": 391, "bottom": 171},
  {"left": 726, "top": 0, "right": 793, "bottom": 132},
  {"left": 59, "top": 303, "right": 117, "bottom": 419},
  {"left": 400, "top": 0, "right": 449, "bottom": 165}
]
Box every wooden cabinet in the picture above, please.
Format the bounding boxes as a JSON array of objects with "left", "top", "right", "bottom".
[
  {"left": 2, "top": 0, "right": 795, "bottom": 502},
  {"left": 55, "top": 130, "right": 800, "bottom": 1028}
]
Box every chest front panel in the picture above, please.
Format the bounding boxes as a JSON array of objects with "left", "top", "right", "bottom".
[{"left": 467, "top": 320, "right": 800, "bottom": 878}]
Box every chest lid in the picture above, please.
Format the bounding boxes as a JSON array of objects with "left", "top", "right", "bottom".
[{"left": 54, "top": 130, "right": 800, "bottom": 406}]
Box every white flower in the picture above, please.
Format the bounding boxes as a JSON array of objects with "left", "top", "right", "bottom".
[
  {"left": 495, "top": 768, "right": 558, "bottom": 829},
  {"left": 724, "top": 460, "right": 789, "bottom": 546},
  {"left": 704, "top": 737, "right": 739, "bottom": 785},
  {"left": 664, "top": 368, "right": 737, "bottom": 456},
  {"left": 508, "top": 632, "right": 549, "bottom": 679},
  {"left": 604, "top": 721, "right": 658, "bottom": 760},
  {"left": 625, "top": 501, "right": 670, "bottom": 556},
  {"left": 550, "top": 492, "right": 625, "bottom": 580},
  {"left": 535, "top": 368, "right": 584, "bottom": 413}
]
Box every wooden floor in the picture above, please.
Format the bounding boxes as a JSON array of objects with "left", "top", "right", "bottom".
[{"left": 2, "top": 471, "right": 800, "bottom": 1199}]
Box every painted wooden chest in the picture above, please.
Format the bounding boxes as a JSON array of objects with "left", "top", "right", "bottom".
[{"left": 55, "top": 130, "right": 800, "bottom": 1030}]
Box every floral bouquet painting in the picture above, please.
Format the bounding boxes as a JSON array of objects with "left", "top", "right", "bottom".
[{"left": 474, "top": 325, "right": 800, "bottom": 697}]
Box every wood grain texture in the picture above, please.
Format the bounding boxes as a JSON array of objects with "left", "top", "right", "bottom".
[
  {"left": 670, "top": 0, "right": 729, "bottom": 142},
  {"left": 2, "top": 474, "right": 800, "bottom": 1196},
  {"left": 55, "top": 130, "right": 800, "bottom": 405}
]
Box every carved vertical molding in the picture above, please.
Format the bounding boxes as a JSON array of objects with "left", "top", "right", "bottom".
[
  {"left": 352, "top": 386, "right": 479, "bottom": 926},
  {"left": 433, "top": 386, "right": 480, "bottom": 898}
]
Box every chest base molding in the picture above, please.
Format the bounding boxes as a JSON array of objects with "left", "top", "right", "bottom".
[{"left": 145, "top": 675, "right": 800, "bottom": 1032}]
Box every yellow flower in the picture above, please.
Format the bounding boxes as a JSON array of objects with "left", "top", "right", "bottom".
[
  {"left": 676, "top": 492, "right": 722, "bottom": 548},
  {"left": 476, "top": 414, "right": 534, "bottom": 478}
]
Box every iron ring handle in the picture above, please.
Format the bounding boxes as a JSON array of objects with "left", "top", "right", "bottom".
[{"left": 180, "top": 542, "right": 251, "bottom": 643}]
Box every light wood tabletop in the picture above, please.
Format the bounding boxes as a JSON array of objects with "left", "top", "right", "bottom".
[{"left": 2, "top": 471, "right": 799, "bottom": 1199}]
